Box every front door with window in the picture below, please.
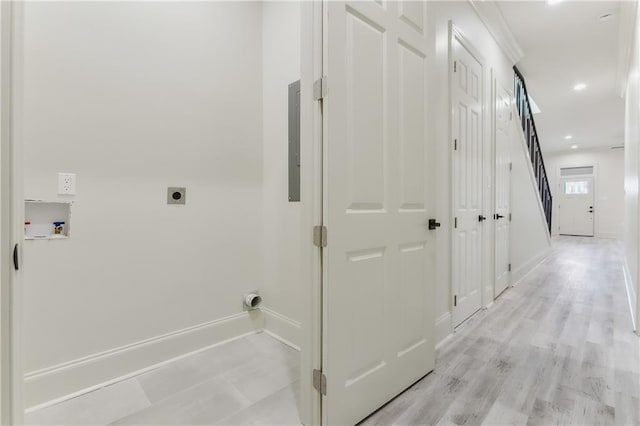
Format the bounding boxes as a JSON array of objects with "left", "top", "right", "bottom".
[{"left": 559, "top": 176, "right": 594, "bottom": 236}]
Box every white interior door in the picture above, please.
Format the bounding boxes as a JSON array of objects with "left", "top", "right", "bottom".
[
  {"left": 494, "top": 83, "right": 511, "bottom": 298},
  {"left": 451, "top": 33, "right": 483, "bottom": 328},
  {"left": 559, "top": 176, "right": 594, "bottom": 237},
  {"left": 323, "top": 1, "right": 435, "bottom": 424}
]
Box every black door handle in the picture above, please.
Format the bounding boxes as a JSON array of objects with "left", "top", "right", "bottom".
[
  {"left": 495, "top": 214, "right": 505, "bottom": 220},
  {"left": 428, "top": 219, "right": 441, "bottom": 230},
  {"left": 478, "top": 215, "right": 487, "bottom": 222},
  {"left": 13, "top": 243, "right": 19, "bottom": 271}
]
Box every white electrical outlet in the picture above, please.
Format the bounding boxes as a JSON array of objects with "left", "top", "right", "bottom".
[{"left": 58, "top": 173, "right": 76, "bottom": 195}]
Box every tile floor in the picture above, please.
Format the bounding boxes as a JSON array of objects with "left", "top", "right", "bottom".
[{"left": 25, "top": 333, "right": 301, "bottom": 425}]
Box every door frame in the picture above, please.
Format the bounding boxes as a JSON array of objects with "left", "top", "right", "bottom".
[
  {"left": 4, "top": 2, "right": 321, "bottom": 425},
  {"left": 299, "top": 1, "right": 323, "bottom": 425},
  {"left": 555, "top": 163, "right": 597, "bottom": 237},
  {"left": 1, "top": 1, "right": 24, "bottom": 424},
  {"left": 448, "top": 23, "right": 487, "bottom": 327}
]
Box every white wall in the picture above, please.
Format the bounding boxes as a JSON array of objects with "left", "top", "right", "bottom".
[
  {"left": 21, "top": 2, "right": 267, "bottom": 407},
  {"left": 623, "top": 2, "right": 640, "bottom": 332},
  {"left": 261, "top": 1, "right": 303, "bottom": 347},
  {"left": 508, "top": 118, "right": 552, "bottom": 284},
  {"left": 545, "top": 149, "right": 625, "bottom": 239}
]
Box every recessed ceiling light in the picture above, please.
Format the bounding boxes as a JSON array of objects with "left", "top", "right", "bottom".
[
  {"left": 573, "top": 83, "right": 587, "bottom": 91},
  {"left": 564, "top": 135, "right": 573, "bottom": 140},
  {"left": 547, "top": 0, "right": 563, "bottom": 4},
  {"left": 571, "top": 145, "right": 578, "bottom": 149}
]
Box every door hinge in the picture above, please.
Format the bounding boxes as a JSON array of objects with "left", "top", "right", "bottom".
[
  {"left": 454, "top": 217, "right": 458, "bottom": 229},
  {"left": 313, "top": 369, "right": 327, "bottom": 395},
  {"left": 509, "top": 162, "right": 513, "bottom": 171},
  {"left": 313, "top": 225, "right": 327, "bottom": 248},
  {"left": 314, "top": 76, "right": 328, "bottom": 101},
  {"left": 454, "top": 295, "right": 457, "bottom": 307},
  {"left": 454, "top": 139, "right": 458, "bottom": 151},
  {"left": 510, "top": 111, "right": 513, "bottom": 121},
  {"left": 508, "top": 263, "right": 512, "bottom": 272},
  {"left": 453, "top": 61, "right": 457, "bottom": 72},
  {"left": 509, "top": 213, "right": 512, "bottom": 222}
]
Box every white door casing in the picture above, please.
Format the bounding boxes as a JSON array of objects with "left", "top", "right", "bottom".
[
  {"left": 323, "top": 1, "right": 435, "bottom": 424},
  {"left": 451, "top": 30, "right": 484, "bottom": 328},
  {"left": 559, "top": 176, "right": 594, "bottom": 237},
  {"left": 493, "top": 82, "right": 511, "bottom": 298},
  {"left": 1, "top": 2, "right": 23, "bottom": 423}
]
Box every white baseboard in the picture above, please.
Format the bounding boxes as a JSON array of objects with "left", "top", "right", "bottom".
[
  {"left": 511, "top": 249, "right": 550, "bottom": 287},
  {"left": 623, "top": 258, "right": 638, "bottom": 332},
  {"left": 595, "top": 232, "right": 623, "bottom": 240},
  {"left": 435, "top": 312, "right": 452, "bottom": 348},
  {"left": 24, "top": 311, "right": 264, "bottom": 410},
  {"left": 261, "top": 307, "right": 302, "bottom": 351}
]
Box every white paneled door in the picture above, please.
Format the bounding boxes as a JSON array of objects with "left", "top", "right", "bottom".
[
  {"left": 323, "top": 1, "right": 435, "bottom": 424},
  {"left": 494, "top": 84, "right": 511, "bottom": 298},
  {"left": 559, "top": 176, "right": 594, "bottom": 237},
  {"left": 451, "top": 33, "right": 484, "bottom": 328}
]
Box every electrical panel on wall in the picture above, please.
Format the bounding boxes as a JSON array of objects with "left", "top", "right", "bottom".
[{"left": 288, "top": 80, "right": 301, "bottom": 202}]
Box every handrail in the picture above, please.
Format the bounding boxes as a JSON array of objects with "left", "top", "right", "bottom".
[{"left": 513, "top": 66, "right": 553, "bottom": 233}]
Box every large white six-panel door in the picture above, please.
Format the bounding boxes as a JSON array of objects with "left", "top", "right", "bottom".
[
  {"left": 451, "top": 32, "right": 484, "bottom": 328},
  {"left": 323, "top": 1, "right": 435, "bottom": 424}
]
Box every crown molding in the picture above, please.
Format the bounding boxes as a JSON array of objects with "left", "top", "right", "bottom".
[
  {"left": 468, "top": 0, "right": 524, "bottom": 65},
  {"left": 618, "top": 1, "right": 638, "bottom": 98}
]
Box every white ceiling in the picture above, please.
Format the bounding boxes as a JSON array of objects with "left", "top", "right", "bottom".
[{"left": 497, "top": 0, "right": 624, "bottom": 153}]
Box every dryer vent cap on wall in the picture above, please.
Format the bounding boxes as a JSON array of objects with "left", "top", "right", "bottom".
[{"left": 243, "top": 293, "right": 262, "bottom": 310}]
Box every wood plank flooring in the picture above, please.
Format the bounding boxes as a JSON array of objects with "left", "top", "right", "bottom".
[
  {"left": 361, "top": 237, "right": 639, "bottom": 426},
  {"left": 26, "top": 237, "right": 639, "bottom": 425}
]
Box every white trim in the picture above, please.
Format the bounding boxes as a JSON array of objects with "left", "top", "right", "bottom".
[
  {"left": 510, "top": 249, "right": 549, "bottom": 287},
  {"left": 299, "top": 1, "right": 323, "bottom": 425},
  {"left": 261, "top": 307, "right": 301, "bottom": 351},
  {"left": 618, "top": 1, "right": 638, "bottom": 97},
  {"left": 25, "top": 329, "right": 262, "bottom": 414},
  {"left": 6, "top": 2, "right": 24, "bottom": 424},
  {"left": 623, "top": 257, "right": 638, "bottom": 332},
  {"left": 23, "top": 311, "right": 263, "bottom": 409},
  {"left": 467, "top": 0, "right": 524, "bottom": 65},
  {"left": 596, "top": 232, "right": 622, "bottom": 240},
  {"left": 0, "top": 2, "right": 13, "bottom": 423},
  {"left": 434, "top": 312, "right": 452, "bottom": 348}
]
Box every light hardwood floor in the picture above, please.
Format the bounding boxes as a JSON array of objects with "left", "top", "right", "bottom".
[
  {"left": 26, "top": 237, "right": 639, "bottom": 425},
  {"left": 361, "top": 237, "right": 640, "bottom": 426}
]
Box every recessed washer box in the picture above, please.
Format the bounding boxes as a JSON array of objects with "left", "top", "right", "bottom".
[
  {"left": 167, "top": 187, "right": 186, "bottom": 205},
  {"left": 24, "top": 200, "right": 72, "bottom": 240}
]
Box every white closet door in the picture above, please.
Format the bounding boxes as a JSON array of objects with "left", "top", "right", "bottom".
[
  {"left": 494, "top": 84, "right": 511, "bottom": 298},
  {"left": 451, "top": 34, "right": 484, "bottom": 328},
  {"left": 322, "top": 1, "right": 435, "bottom": 424}
]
